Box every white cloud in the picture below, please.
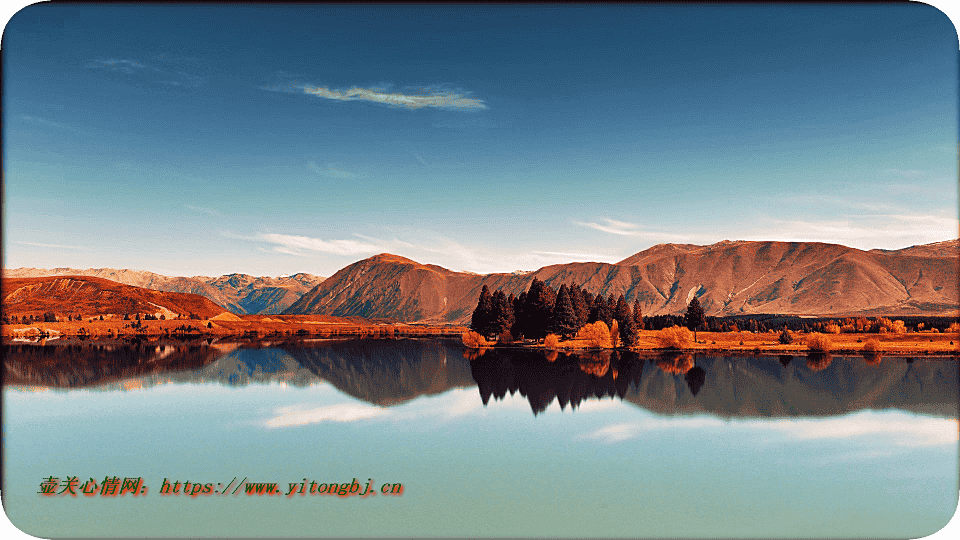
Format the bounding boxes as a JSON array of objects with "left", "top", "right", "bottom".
[
  {"left": 257, "top": 233, "right": 379, "bottom": 256},
  {"left": 758, "top": 414, "right": 958, "bottom": 447},
  {"left": 265, "top": 403, "right": 389, "bottom": 427},
  {"left": 300, "top": 85, "right": 486, "bottom": 110},
  {"left": 89, "top": 58, "right": 146, "bottom": 73},
  {"left": 582, "top": 417, "right": 728, "bottom": 443},
  {"left": 531, "top": 251, "right": 618, "bottom": 262},
  {"left": 582, "top": 412, "right": 958, "bottom": 447},
  {"left": 745, "top": 213, "right": 959, "bottom": 250},
  {"left": 575, "top": 219, "right": 641, "bottom": 236},
  {"left": 575, "top": 219, "right": 698, "bottom": 241}
]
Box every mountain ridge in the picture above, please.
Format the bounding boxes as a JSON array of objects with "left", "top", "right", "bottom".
[
  {"left": 1, "top": 267, "right": 325, "bottom": 315},
  {"left": 2, "top": 275, "right": 229, "bottom": 319},
  {"left": 285, "top": 239, "right": 959, "bottom": 322}
]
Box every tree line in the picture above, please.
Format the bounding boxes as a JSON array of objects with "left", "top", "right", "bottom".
[{"left": 469, "top": 278, "right": 645, "bottom": 346}]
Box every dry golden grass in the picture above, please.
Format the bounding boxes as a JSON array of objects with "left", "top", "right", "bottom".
[{"left": 2, "top": 316, "right": 466, "bottom": 340}]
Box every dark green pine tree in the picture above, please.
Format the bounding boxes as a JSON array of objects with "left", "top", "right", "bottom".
[
  {"left": 522, "top": 278, "right": 556, "bottom": 341},
  {"left": 568, "top": 284, "right": 588, "bottom": 330},
  {"left": 633, "top": 298, "right": 644, "bottom": 331},
  {"left": 684, "top": 296, "right": 706, "bottom": 342},
  {"left": 589, "top": 294, "right": 614, "bottom": 328},
  {"left": 489, "top": 289, "right": 515, "bottom": 337},
  {"left": 614, "top": 294, "right": 637, "bottom": 347},
  {"left": 580, "top": 290, "right": 594, "bottom": 324},
  {"left": 511, "top": 291, "right": 527, "bottom": 339},
  {"left": 470, "top": 285, "right": 493, "bottom": 336},
  {"left": 548, "top": 284, "right": 579, "bottom": 339}
]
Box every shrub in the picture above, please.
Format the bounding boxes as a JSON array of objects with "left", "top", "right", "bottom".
[
  {"left": 863, "top": 338, "right": 882, "bottom": 353},
  {"left": 806, "top": 333, "right": 832, "bottom": 352},
  {"left": 947, "top": 322, "right": 960, "bottom": 333},
  {"left": 824, "top": 323, "right": 841, "bottom": 334},
  {"left": 544, "top": 333, "right": 560, "bottom": 350},
  {"left": 657, "top": 326, "right": 693, "bottom": 349},
  {"left": 576, "top": 321, "right": 611, "bottom": 348},
  {"left": 778, "top": 328, "right": 794, "bottom": 345},
  {"left": 462, "top": 330, "right": 491, "bottom": 349}
]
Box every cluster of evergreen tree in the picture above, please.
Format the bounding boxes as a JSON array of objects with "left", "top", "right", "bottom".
[{"left": 470, "top": 279, "right": 645, "bottom": 346}]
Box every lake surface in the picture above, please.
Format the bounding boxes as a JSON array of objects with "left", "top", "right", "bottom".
[{"left": 3, "top": 337, "right": 958, "bottom": 538}]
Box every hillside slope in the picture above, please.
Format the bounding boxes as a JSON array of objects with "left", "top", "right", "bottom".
[
  {"left": 2, "top": 276, "right": 229, "bottom": 319},
  {"left": 285, "top": 240, "right": 958, "bottom": 322},
  {"left": 2, "top": 268, "right": 324, "bottom": 314}
]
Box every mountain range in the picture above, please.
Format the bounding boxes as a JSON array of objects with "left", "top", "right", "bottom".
[
  {"left": 2, "top": 275, "right": 229, "bottom": 320},
  {"left": 5, "top": 239, "right": 958, "bottom": 321},
  {"left": 1, "top": 267, "right": 324, "bottom": 314},
  {"left": 286, "top": 240, "right": 959, "bottom": 321}
]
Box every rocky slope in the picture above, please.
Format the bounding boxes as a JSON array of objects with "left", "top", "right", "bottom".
[
  {"left": 285, "top": 240, "right": 959, "bottom": 322},
  {"left": 2, "top": 268, "right": 324, "bottom": 314},
  {"left": 2, "top": 275, "right": 230, "bottom": 319}
]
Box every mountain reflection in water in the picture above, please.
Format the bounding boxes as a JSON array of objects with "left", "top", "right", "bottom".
[{"left": 3, "top": 337, "right": 956, "bottom": 419}]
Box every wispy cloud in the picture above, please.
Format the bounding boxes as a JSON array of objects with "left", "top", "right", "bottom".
[
  {"left": 530, "top": 251, "right": 618, "bottom": 262},
  {"left": 748, "top": 213, "right": 959, "bottom": 249},
  {"left": 297, "top": 85, "right": 486, "bottom": 110},
  {"left": 19, "top": 115, "right": 86, "bottom": 135},
  {"left": 583, "top": 418, "right": 728, "bottom": 443},
  {"left": 575, "top": 219, "right": 697, "bottom": 241},
  {"left": 257, "top": 233, "right": 379, "bottom": 256},
  {"left": 413, "top": 153, "right": 429, "bottom": 167},
  {"left": 265, "top": 403, "right": 388, "bottom": 428},
  {"left": 307, "top": 161, "right": 364, "bottom": 180},
  {"left": 582, "top": 412, "right": 958, "bottom": 447},
  {"left": 14, "top": 241, "right": 87, "bottom": 250},
  {"left": 89, "top": 58, "right": 146, "bottom": 73},
  {"left": 575, "top": 219, "right": 642, "bottom": 236},
  {"left": 760, "top": 415, "right": 958, "bottom": 447},
  {"left": 88, "top": 57, "right": 204, "bottom": 87}
]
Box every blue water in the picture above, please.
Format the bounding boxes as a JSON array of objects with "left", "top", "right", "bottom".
[{"left": 3, "top": 338, "right": 957, "bottom": 537}]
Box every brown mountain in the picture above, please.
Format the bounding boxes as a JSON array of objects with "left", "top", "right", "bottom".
[
  {"left": 1, "top": 268, "right": 324, "bottom": 314},
  {"left": 285, "top": 240, "right": 959, "bottom": 322},
  {"left": 2, "top": 275, "right": 229, "bottom": 319}
]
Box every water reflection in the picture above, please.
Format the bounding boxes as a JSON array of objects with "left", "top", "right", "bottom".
[{"left": 3, "top": 338, "right": 957, "bottom": 419}]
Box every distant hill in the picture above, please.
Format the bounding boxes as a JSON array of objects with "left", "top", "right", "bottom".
[
  {"left": 2, "top": 275, "right": 229, "bottom": 319},
  {"left": 2, "top": 268, "right": 324, "bottom": 314},
  {"left": 285, "top": 240, "right": 959, "bottom": 322}
]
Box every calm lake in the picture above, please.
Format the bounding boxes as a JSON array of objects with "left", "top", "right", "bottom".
[{"left": 3, "top": 337, "right": 958, "bottom": 538}]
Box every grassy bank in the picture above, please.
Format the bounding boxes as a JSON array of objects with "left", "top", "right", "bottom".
[{"left": 501, "top": 329, "right": 960, "bottom": 355}]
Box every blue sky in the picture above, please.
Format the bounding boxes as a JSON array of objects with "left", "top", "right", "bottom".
[{"left": 3, "top": 3, "right": 958, "bottom": 277}]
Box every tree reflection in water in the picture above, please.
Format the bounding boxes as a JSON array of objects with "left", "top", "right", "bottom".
[{"left": 806, "top": 352, "right": 833, "bottom": 372}]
